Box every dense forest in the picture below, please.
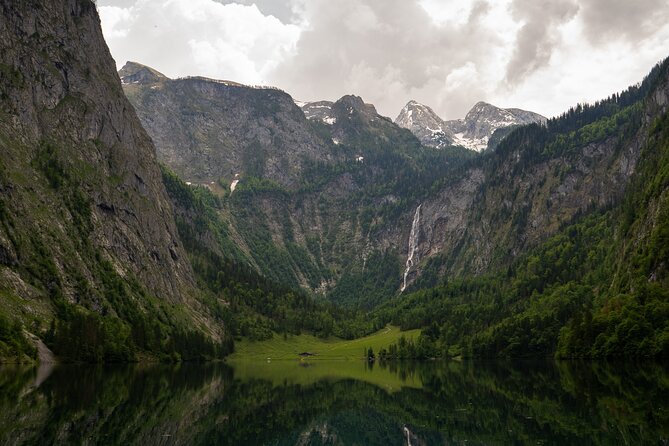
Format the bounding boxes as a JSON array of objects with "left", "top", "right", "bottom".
[{"left": 184, "top": 56, "right": 669, "bottom": 361}]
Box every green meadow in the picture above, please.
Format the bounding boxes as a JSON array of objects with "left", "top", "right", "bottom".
[
  {"left": 228, "top": 326, "right": 423, "bottom": 391},
  {"left": 229, "top": 326, "right": 421, "bottom": 361}
]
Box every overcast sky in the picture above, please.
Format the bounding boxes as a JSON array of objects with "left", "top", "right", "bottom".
[{"left": 98, "top": 0, "right": 669, "bottom": 120}]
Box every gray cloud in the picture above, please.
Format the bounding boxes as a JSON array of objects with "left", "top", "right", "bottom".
[
  {"left": 578, "top": 0, "right": 669, "bottom": 45},
  {"left": 505, "top": 0, "right": 579, "bottom": 86},
  {"left": 270, "top": 0, "right": 500, "bottom": 119},
  {"left": 468, "top": 0, "right": 491, "bottom": 23}
]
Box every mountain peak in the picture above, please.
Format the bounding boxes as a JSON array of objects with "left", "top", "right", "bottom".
[
  {"left": 338, "top": 94, "right": 365, "bottom": 105},
  {"left": 468, "top": 101, "right": 495, "bottom": 112},
  {"left": 334, "top": 95, "right": 378, "bottom": 116},
  {"left": 472, "top": 100, "right": 492, "bottom": 108},
  {"left": 301, "top": 95, "right": 379, "bottom": 125},
  {"left": 301, "top": 100, "right": 337, "bottom": 124},
  {"left": 395, "top": 100, "right": 453, "bottom": 148},
  {"left": 119, "top": 61, "right": 168, "bottom": 85},
  {"left": 395, "top": 99, "right": 443, "bottom": 133},
  {"left": 396, "top": 100, "right": 546, "bottom": 152}
]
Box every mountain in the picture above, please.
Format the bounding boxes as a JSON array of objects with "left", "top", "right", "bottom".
[
  {"left": 123, "top": 59, "right": 657, "bottom": 316},
  {"left": 0, "top": 2, "right": 364, "bottom": 362},
  {"left": 120, "top": 62, "right": 333, "bottom": 189},
  {"left": 123, "top": 69, "right": 475, "bottom": 305},
  {"left": 394, "top": 100, "right": 455, "bottom": 149},
  {"left": 118, "top": 49, "right": 669, "bottom": 358},
  {"left": 395, "top": 100, "right": 546, "bottom": 151},
  {"left": 123, "top": 55, "right": 669, "bottom": 365},
  {"left": 2, "top": 1, "right": 665, "bottom": 364},
  {"left": 0, "top": 0, "right": 232, "bottom": 361},
  {"left": 301, "top": 95, "right": 415, "bottom": 147}
]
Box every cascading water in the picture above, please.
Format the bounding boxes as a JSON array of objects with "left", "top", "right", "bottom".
[
  {"left": 401, "top": 204, "right": 421, "bottom": 292},
  {"left": 403, "top": 426, "right": 413, "bottom": 446}
]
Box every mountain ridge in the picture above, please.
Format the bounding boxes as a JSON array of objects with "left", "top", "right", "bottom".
[
  {"left": 119, "top": 61, "right": 334, "bottom": 189},
  {"left": 122, "top": 59, "right": 661, "bottom": 309},
  {"left": 395, "top": 99, "right": 546, "bottom": 151}
]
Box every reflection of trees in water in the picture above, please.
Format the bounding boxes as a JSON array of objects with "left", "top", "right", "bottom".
[
  {"left": 0, "top": 360, "right": 666, "bottom": 445},
  {"left": 0, "top": 363, "right": 234, "bottom": 444}
]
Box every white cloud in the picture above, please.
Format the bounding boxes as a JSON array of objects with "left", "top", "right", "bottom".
[
  {"left": 98, "top": 0, "right": 301, "bottom": 83},
  {"left": 418, "top": 0, "right": 473, "bottom": 26},
  {"left": 491, "top": 6, "right": 669, "bottom": 117},
  {"left": 98, "top": 0, "right": 669, "bottom": 120},
  {"left": 98, "top": 6, "right": 131, "bottom": 38}
]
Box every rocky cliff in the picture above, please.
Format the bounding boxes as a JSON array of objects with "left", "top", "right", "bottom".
[
  {"left": 123, "top": 70, "right": 441, "bottom": 303},
  {"left": 0, "top": 0, "right": 224, "bottom": 356},
  {"left": 120, "top": 62, "right": 334, "bottom": 189}
]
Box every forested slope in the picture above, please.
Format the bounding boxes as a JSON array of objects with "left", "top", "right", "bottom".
[{"left": 374, "top": 58, "right": 669, "bottom": 358}]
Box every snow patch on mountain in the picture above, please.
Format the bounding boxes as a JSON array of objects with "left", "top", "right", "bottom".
[
  {"left": 300, "top": 100, "right": 338, "bottom": 125},
  {"left": 395, "top": 100, "right": 546, "bottom": 152}
]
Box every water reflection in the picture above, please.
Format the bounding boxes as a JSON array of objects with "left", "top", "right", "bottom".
[{"left": 0, "top": 360, "right": 666, "bottom": 445}]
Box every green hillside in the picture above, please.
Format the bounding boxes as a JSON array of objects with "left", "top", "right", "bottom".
[{"left": 372, "top": 58, "right": 669, "bottom": 359}]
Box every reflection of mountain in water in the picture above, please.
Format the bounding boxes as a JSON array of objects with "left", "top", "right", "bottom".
[{"left": 0, "top": 360, "right": 667, "bottom": 445}]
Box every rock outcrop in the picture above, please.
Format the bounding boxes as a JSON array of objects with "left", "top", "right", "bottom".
[{"left": 121, "top": 62, "right": 333, "bottom": 188}]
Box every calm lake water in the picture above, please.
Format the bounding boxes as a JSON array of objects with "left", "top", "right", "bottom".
[{"left": 0, "top": 359, "right": 667, "bottom": 445}]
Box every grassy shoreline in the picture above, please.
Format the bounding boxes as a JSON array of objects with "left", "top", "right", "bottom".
[{"left": 229, "top": 325, "right": 421, "bottom": 361}]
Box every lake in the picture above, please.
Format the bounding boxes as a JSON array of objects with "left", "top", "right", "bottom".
[{"left": 0, "top": 359, "right": 667, "bottom": 445}]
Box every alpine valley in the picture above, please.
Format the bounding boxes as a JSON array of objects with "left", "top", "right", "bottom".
[{"left": 1, "top": 0, "right": 669, "bottom": 364}]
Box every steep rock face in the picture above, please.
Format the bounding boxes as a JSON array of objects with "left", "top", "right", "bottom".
[
  {"left": 121, "top": 62, "right": 333, "bottom": 188},
  {"left": 0, "top": 1, "right": 195, "bottom": 316},
  {"left": 395, "top": 100, "right": 546, "bottom": 151},
  {"left": 126, "top": 72, "right": 439, "bottom": 301}
]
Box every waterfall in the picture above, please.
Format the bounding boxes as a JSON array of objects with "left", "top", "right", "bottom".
[
  {"left": 403, "top": 426, "right": 413, "bottom": 446},
  {"left": 401, "top": 204, "right": 421, "bottom": 292}
]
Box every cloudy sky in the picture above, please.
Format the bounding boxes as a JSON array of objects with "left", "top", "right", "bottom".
[{"left": 98, "top": 0, "right": 669, "bottom": 120}]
